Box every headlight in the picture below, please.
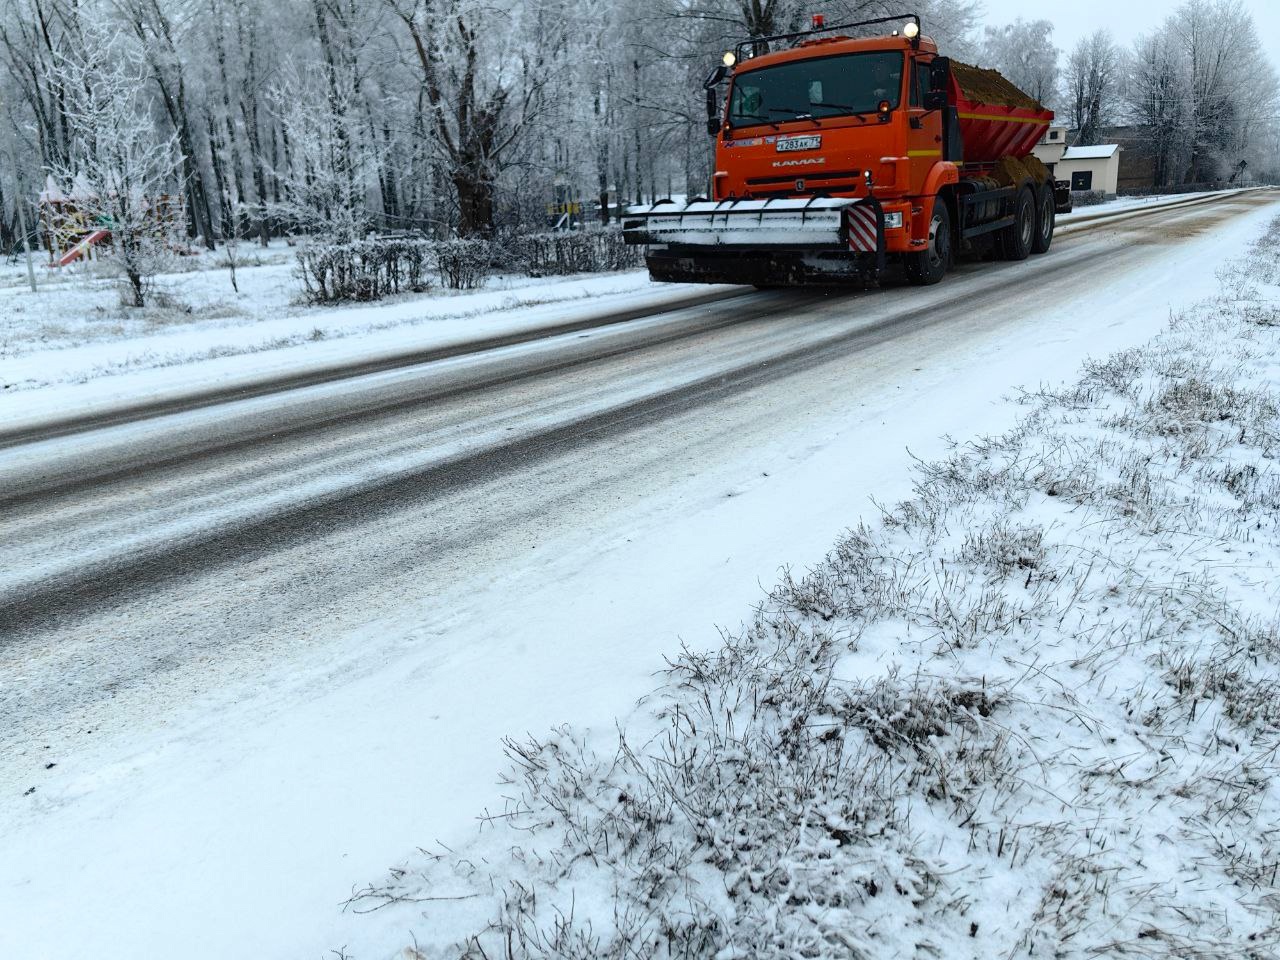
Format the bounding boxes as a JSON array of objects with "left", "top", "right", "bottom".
[
  {"left": 884, "top": 212, "right": 904, "bottom": 229},
  {"left": 903, "top": 22, "right": 920, "bottom": 39},
  {"left": 722, "top": 51, "right": 736, "bottom": 67}
]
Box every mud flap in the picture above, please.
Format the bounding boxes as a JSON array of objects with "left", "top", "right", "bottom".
[
  {"left": 842, "top": 197, "right": 886, "bottom": 278},
  {"left": 1053, "top": 179, "right": 1073, "bottom": 214}
]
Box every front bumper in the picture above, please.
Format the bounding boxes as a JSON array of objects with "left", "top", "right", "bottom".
[{"left": 624, "top": 196, "right": 888, "bottom": 285}]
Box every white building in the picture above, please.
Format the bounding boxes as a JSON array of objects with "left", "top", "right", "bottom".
[{"left": 1032, "top": 126, "right": 1123, "bottom": 196}]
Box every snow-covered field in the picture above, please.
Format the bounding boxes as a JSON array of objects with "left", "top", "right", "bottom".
[
  {"left": 0, "top": 240, "right": 694, "bottom": 417},
  {"left": 340, "top": 211, "right": 1280, "bottom": 955}
]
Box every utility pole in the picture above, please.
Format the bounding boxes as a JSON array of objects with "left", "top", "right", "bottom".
[
  {"left": 1, "top": 98, "right": 37, "bottom": 290},
  {"left": 14, "top": 190, "right": 37, "bottom": 292}
]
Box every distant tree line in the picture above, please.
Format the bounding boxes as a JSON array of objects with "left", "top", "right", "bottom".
[
  {"left": 976, "top": 0, "right": 1279, "bottom": 186},
  {"left": 0, "top": 0, "right": 974, "bottom": 254},
  {"left": 0, "top": 0, "right": 1273, "bottom": 261}
]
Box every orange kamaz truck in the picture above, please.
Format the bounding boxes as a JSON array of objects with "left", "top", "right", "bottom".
[{"left": 622, "top": 13, "right": 1070, "bottom": 286}]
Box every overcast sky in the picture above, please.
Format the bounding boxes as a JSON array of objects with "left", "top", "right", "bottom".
[{"left": 974, "top": 0, "right": 1280, "bottom": 55}]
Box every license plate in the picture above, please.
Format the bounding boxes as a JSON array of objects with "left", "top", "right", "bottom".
[{"left": 776, "top": 135, "right": 821, "bottom": 153}]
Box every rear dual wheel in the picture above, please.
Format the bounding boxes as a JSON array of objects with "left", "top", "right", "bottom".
[
  {"left": 1031, "top": 183, "right": 1055, "bottom": 254},
  {"left": 999, "top": 185, "right": 1035, "bottom": 261}
]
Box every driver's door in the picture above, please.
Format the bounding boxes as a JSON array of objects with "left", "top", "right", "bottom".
[{"left": 906, "top": 56, "right": 944, "bottom": 196}]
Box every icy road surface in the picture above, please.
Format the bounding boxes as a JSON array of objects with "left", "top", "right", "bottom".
[{"left": 0, "top": 190, "right": 1276, "bottom": 959}]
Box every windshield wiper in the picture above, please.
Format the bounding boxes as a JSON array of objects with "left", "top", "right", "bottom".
[
  {"left": 767, "top": 106, "right": 822, "bottom": 125},
  {"left": 730, "top": 112, "right": 783, "bottom": 130},
  {"left": 810, "top": 101, "right": 870, "bottom": 121}
]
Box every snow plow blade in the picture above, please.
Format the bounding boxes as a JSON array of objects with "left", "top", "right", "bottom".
[{"left": 622, "top": 197, "right": 885, "bottom": 286}]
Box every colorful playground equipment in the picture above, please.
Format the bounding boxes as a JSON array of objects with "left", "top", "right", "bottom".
[
  {"left": 38, "top": 175, "right": 186, "bottom": 267},
  {"left": 56, "top": 228, "right": 111, "bottom": 266}
]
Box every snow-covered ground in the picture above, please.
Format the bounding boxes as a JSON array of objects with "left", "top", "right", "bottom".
[
  {"left": 355, "top": 211, "right": 1280, "bottom": 958},
  {"left": 0, "top": 196, "right": 1275, "bottom": 959},
  {"left": 1057, "top": 187, "right": 1250, "bottom": 224},
  {"left": 1, "top": 190, "right": 1245, "bottom": 422},
  {"left": 0, "top": 240, "right": 701, "bottom": 419}
]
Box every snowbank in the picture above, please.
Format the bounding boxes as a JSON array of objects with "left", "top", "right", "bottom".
[
  {"left": 349, "top": 215, "right": 1280, "bottom": 957},
  {"left": 0, "top": 265, "right": 717, "bottom": 426},
  {"left": 1056, "top": 187, "right": 1250, "bottom": 225},
  {"left": 0, "top": 239, "right": 663, "bottom": 401}
]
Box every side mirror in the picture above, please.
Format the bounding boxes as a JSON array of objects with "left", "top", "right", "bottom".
[
  {"left": 923, "top": 89, "right": 948, "bottom": 111},
  {"left": 703, "top": 65, "right": 727, "bottom": 90},
  {"left": 706, "top": 88, "right": 720, "bottom": 136},
  {"left": 929, "top": 57, "right": 951, "bottom": 96}
]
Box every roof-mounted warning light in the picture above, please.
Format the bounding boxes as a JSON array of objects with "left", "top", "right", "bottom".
[{"left": 811, "top": 14, "right": 825, "bottom": 29}]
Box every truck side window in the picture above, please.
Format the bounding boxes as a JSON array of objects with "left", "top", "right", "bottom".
[{"left": 913, "top": 61, "right": 932, "bottom": 108}]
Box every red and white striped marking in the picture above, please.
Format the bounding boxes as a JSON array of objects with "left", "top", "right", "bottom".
[{"left": 845, "top": 205, "right": 879, "bottom": 253}]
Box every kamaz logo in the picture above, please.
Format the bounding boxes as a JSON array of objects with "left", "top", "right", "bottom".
[{"left": 772, "top": 158, "right": 826, "bottom": 168}]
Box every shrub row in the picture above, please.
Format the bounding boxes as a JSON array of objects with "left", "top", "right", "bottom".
[
  {"left": 505, "top": 229, "right": 641, "bottom": 277},
  {"left": 296, "top": 228, "right": 640, "bottom": 304},
  {"left": 1117, "top": 180, "right": 1231, "bottom": 198},
  {"left": 295, "top": 237, "right": 433, "bottom": 304},
  {"left": 432, "top": 238, "right": 492, "bottom": 291},
  {"left": 1069, "top": 189, "right": 1108, "bottom": 206}
]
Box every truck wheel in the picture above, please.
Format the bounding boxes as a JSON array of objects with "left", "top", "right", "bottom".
[
  {"left": 999, "top": 185, "right": 1035, "bottom": 262},
  {"left": 1031, "top": 184, "right": 1055, "bottom": 254},
  {"left": 905, "top": 201, "right": 951, "bottom": 286}
]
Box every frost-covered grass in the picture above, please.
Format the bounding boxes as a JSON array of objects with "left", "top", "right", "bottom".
[
  {"left": 346, "top": 215, "right": 1280, "bottom": 958},
  {"left": 0, "top": 240, "right": 297, "bottom": 355},
  {"left": 0, "top": 238, "right": 642, "bottom": 369},
  {"left": 0, "top": 240, "right": 665, "bottom": 397}
]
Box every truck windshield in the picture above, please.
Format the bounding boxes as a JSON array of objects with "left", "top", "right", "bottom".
[{"left": 728, "top": 51, "right": 904, "bottom": 128}]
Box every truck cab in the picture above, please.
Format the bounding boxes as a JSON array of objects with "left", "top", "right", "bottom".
[{"left": 711, "top": 33, "right": 959, "bottom": 262}]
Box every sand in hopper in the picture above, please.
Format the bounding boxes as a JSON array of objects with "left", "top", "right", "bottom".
[
  {"left": 991, "top": 156, "right": 1030, "bottom": 187},
  {"left": 991, "top": 155, "right": 1052, "bottom": 189},
  {"left": 1022, "top": 154, "right": 1051, "bottom": 184},
  {"left": 952, "top": 62, "right": 1042, "bottom": 111}
]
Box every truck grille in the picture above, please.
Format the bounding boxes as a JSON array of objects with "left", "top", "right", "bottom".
[{"left": 746, "top": 169, "right": 862, "bottom": 187}]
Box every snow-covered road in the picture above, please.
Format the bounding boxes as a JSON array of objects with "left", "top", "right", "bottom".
[{"left": 1, "top": 189, "right": 1276, "bottom": 960}]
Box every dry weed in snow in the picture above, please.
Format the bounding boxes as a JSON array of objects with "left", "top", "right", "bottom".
[{"left": 349, "top": 215, "right": 1280, "bottom": 959}]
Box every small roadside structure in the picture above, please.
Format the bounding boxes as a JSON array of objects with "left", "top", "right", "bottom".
[{"left": 1032, "top": 126, "right": 1122, "bottom": 197}]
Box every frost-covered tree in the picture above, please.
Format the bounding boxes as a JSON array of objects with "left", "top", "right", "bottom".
[
  {"left": 1170, "top": 0, "right": 1277, "bottom": 182},
  {"left": 383, "top": 0, "right": 561, "bottom": 237},
  {"left": 1128, "top": 28, "right": 1188, "bottom": 188},
  {"left": 47, "top": 36, "right": 183, "bottom": 306},
  {"left": 115, "top": 0, "right": 218, "bottom": 248},
  {"left": 978, "top": 18, "right": 1058, "bottom": 107},
  {"left": 1065, "top": 30, "right": 1122, "bottom": 146},
  {"left": 1124, "top": 0, "right": 1278, "bottom": 185},
  {"left": 268, "top": 61, "right": 383, "bottom": 242}
]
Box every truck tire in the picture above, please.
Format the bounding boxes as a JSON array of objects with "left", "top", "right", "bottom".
[
  {"left": 905, "top": 200, "right": 951, "bottom": 286},
  {"left": 1031, "top": 183, "right": 1055, "bottom": 254},
  {"left": 999, "top": 185, "right": 1035, "bottom": 262}
]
